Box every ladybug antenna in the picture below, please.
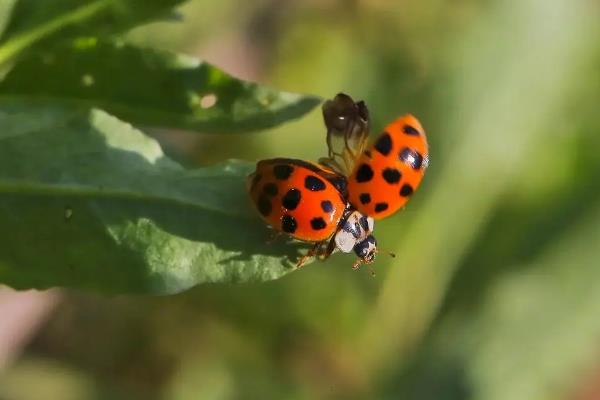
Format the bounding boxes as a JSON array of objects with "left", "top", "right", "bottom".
[
  {"left": 376, "top": 248, "right": 396, "bottom": 259},
  {"left": 367, "top": 265, "right": 376, "bottom": 277}
]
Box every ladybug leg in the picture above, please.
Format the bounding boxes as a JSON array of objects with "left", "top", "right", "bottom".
[
  {"left": 352, "top": 258, "right": 376, "bottom": 277},
  {"left": 318, "top": 236, "right": 337, "bottom": 261},
  {"left": 296, "top": 242, "right": 322, "bottom": 269}
]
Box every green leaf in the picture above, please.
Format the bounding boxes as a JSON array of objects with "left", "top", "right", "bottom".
[
  {"left": 0, "top": 0, "right": 18, "bottom": 41},
  {"left": 0, "top": 0, "right": 185, "bottom": 65},
  {"left": 0, "top": 106, "right": 304, "bottom": 294},
  {"left": 0, "top": 40, "right": 321, "bottom": 132}
]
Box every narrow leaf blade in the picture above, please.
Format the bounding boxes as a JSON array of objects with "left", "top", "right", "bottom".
[{"left": 0, "top": 40, "right": 321, "bottom": 132}]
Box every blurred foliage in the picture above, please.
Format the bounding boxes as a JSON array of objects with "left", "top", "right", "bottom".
[
  {"left": 1, "top": 0, "right": 600, "bottom": 399},
  {"left": 0, "top": 0, "right": 319, "bottom": 292},
  {"left": 0, "top": 0, "right": 185, "bottom": 63}
]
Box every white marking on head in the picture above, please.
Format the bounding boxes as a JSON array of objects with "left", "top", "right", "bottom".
[{"left": 366, "top": 216, "right": 374, "bottom": 232}]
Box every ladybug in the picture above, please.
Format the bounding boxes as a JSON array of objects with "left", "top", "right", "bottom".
[{"left": 247, "top": 93, "right": 428, "bottom": 269}]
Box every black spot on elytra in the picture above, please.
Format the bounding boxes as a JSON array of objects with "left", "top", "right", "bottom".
[
  {"left": 399, "top": 147, "right": 424, "bottom": 170},
  {"left": 382, "top": 168, "right": 402, "bottom": 184},
  {"left": 375, "top": 202, "right": 389, "bottom": 213},
  {"left": 282, "top": 188, "right": 301, "bottom": 210},
  {"left": 375, "top": 133, "right": 392, "bottom": 156},
  {"left": 400, "top": 184, "right": 414, "bottom": 197},
  {"left": 281, "top": 214, "right": 297, "bottom": 233},
  {"left": 250, "top": 173, "right": 262, "bottom": 191},
  {"left": 403, "top": 124, "right": 420, "bottom": 136},
  {"left": 274, "top": 164, "right": 294, "bottom": 180},
  {"left": 310, "top": 217, "right": 327, "bottom": 230},
  {"left": 262, "top": 183, "right": 278, "bottom": 197},
  {"left": 321, "top": 200, "right": 333, "bottom": 213},
  {"left": 258, "top": 195, "right": 272, "bottom": 216},
  {"left": 359, "top": 216, "right": 369, "bottom": 231},
  {"left": 355, "top": 164, "right": 374, "bottom": 183},
  {"left": 359, "top": 193, "right": 371, "bottom": 205},
  {"left": 305, "top": 175, "right": 326, "bottom": 191}
]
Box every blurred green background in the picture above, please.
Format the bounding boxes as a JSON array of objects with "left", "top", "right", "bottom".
[{"left": 1, "top": 0, "right": 600, "bottom": 399}]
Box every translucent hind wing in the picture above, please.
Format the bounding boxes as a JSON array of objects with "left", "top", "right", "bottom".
[{"left": 320, "top": 93, "right": 370, "bottom": 176}]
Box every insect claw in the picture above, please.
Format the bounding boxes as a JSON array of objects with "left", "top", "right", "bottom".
[
  {"left": 296, "top": 242, "right": 322, "bottom": 269},
  {"left": 296, "top": 256, "right": 310, "bottom": 269}
]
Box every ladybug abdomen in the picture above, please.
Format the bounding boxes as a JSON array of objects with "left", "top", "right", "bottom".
[
  {"left": 248, "top": 159, "right": 347, "bottom": 242},
  {"left": 348, "top": 115, "right": 429, "bottom": 219}
]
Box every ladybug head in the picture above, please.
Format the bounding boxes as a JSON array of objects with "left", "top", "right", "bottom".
[
  {"left": 353, "top": 235, "right": 377, "bottom": 265},
  {"left": 334, "top": 210, "right": 379, "bottom": 270}
]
